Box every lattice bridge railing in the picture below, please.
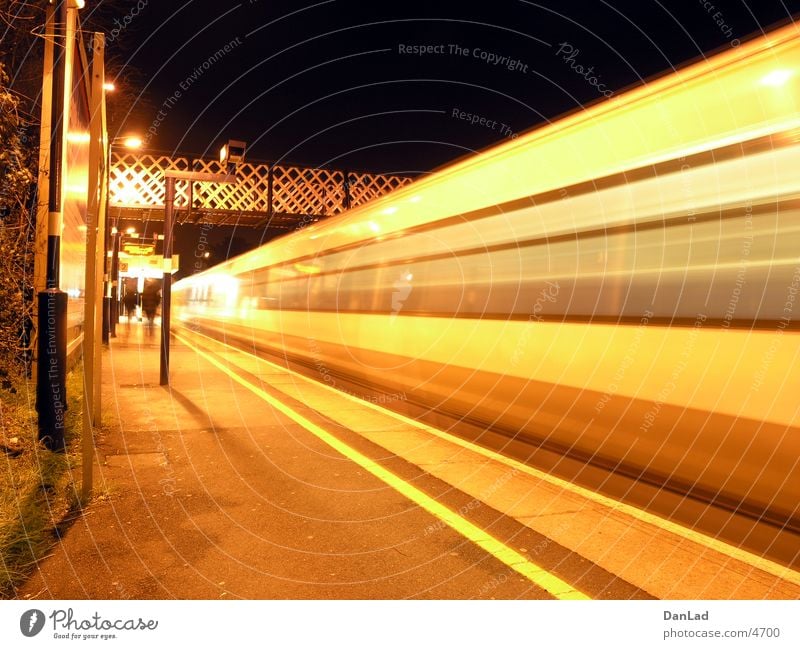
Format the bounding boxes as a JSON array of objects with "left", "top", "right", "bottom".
[{"left": 109, "top": 153, "right": 415, "bottom": 228}]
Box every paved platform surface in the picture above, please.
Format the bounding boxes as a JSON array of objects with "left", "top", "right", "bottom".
[
  {"left": 14, "top": 323, "right": 624, "bottom": 599},
  {"left": 16, "top": 322, "right": 800, "bottom": 600}
]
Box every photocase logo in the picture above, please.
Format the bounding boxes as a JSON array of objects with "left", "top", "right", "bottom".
[{"left": 20, "top": 609, "right": 45, "bottom": 637}]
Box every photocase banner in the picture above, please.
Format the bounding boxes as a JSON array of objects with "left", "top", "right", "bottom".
[{"left": 2, "top": 600, "right": 798, "bottom": 648}]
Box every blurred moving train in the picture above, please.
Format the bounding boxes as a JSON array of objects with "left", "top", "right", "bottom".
[{"left": 174, "top": 25, "right": 800, "bottom": 541}]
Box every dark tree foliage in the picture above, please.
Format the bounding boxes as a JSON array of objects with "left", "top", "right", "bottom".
[
  {"left": 0, "top": 2, "right": 47, "bottom": 380},
  {"left": 0, "top": 62, "right": 35, "bottom": 380}
]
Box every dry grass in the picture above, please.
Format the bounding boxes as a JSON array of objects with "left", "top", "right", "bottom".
[{"left": 0, "top": 368, "right": 83, "bottom": 598}]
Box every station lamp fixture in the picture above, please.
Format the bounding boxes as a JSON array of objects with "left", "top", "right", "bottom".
[
  {"left": 220, "top": 139, "right": 247, "bottom": 172},
  {"left": 121, "top": 135, "right": 143, "bottom": 149}
]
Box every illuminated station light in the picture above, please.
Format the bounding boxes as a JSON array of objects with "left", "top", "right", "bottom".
[{"left": 122, "top": 136, "right": 143, "bottom": 149}]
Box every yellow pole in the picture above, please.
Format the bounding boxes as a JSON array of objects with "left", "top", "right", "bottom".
[
  {"left": 92, "top": 34, "right": 106, "bottom": 426},
  {"left": 81, "top": 31, "right": 105, "bottom": 500}
]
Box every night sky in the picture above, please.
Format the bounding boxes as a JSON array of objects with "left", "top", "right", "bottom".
[{"left": 84, "top": 0, "right": 800, "bottom": 175}]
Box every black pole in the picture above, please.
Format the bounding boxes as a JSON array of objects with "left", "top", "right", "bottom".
[
  {"left": 188, "top": 176, "right": 193, "bottom": 222},
  {"left": 267, "top": 165, "right": 274, "bottom": 221},
  {"left": 37, "top": 291, "right": 68, "bottom": 451},
  {"left": 102, "top": 149, "right": 111, "bottom": 343},
  {"left": 343, "top": 169, "right": 351, "bottom": 211},
  {"left": 102, "top": 295, "right": 110, "bottom": 343},
  {"left": 109, "top": 230, "right": 119, "bottom": 336},
  {"left": 36, "top": 0, "right": 68, "bottom": 451},
  {"left": 159, "top": 177, "right": 174, "bottom": 386}
]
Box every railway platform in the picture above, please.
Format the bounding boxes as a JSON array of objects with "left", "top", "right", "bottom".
[{"left": 18, "top": 323, "right": 800, "bottom": 600}]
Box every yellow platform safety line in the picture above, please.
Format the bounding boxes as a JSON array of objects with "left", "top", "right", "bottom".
[
  {"left": 179, "top": 328, "right": 800, "bottom": 589},
  {"left": 177, "top": 333, "right": 590, "bottom": 601}
]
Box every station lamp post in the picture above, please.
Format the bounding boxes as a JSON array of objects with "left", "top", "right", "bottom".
[
  {"left": 159, "top": 139, "right": 244, "bottom": 385},
  {"left": 104, "top": 133, "right": 142, "bottom": 340}
]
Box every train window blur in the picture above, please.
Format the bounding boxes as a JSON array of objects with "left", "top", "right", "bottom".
[{"left": 227, "top": 200, "right": 791, "bottom": 321}]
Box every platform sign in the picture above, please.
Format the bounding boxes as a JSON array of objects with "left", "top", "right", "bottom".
[
  {"left": 122, "top": 240, "right": 155, "bottom": 256},
  {"left": 120, "top": 254, "right": 179, "bottom": 277}
]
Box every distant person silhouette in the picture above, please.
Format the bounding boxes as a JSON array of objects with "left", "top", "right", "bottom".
[
  {"left": 123, "top": 289, "right": 137, "bottom": 326},
  {"left": 141, "top": 284, "right": 161, "bottom": 334}
]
